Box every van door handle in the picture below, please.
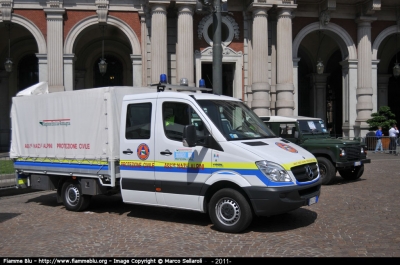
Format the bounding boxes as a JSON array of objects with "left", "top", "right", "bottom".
[
  {"left": 160, "top": 149, "right": 172, "bottom": 155},
  {"left": 123, "top": 149, "right": 133, "bottom": 154}
]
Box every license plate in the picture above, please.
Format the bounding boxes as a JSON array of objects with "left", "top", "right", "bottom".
[
  {"left": 354, "top": 161, "right": 361, "bottom": 166},
  {"left": 308, "top": 196, "right": 318, "bottom": 206}
]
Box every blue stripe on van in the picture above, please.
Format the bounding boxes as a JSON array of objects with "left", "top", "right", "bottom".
[{"left": 14, "top": 161, "right": 108, "bottom": 171}]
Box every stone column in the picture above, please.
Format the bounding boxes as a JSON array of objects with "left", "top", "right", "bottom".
[
  {"left": 247, "top": 13, "right": 253, "bottom": 91},
  {"left": 140, "top": 10, "right": 148, "bottom": 86},
  {"left": 63, "top": 54, "right": 74, "bottom": 91},
  {"left": 340, "top": 59, "right": 358, "bottom": 138},
  {"left": 292, "top": 58, "right": 301, "bottom": 116},
  {"left": 176, "top": 4, "right": 194, "bottom": 86},
  {"left": 276, "top": 8, "right": 295, "bottom": 116},
  {"left": 269, "top": 18, "right": 277, "bottom": 116},
  {"left": 131, "top": 55, "right": 142, "bottom": 87},
  {"left": 246, "top": 88, "right": 253, "bottom": 110},
  {"left": 44, "top": 7, "right": 65, "bottom": 92},
  {"left": 251, "top": 7, "right": 271, "bottom": 116},
  {"left": 355, "top": 16, "right": 376, "bottom": 137},
  {"left": 371, "top": 59, "right": 379, "bottom": 113},
  {"left": 36, "top": 54, "right": 48, "bottom": 83},
  {"left": 150, "top": 4, "right": 168, "bottom": 84}
]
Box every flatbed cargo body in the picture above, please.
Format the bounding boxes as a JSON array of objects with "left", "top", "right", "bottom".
[{"left": 10, "top": 86, "right": 156, "bottom": 187}]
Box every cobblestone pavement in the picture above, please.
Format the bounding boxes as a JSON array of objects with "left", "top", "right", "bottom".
[{"left": 0, "top": 153, "right": 400, "bottom": 258}]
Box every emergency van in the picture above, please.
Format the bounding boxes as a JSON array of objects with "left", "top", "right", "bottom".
[{"left": 10, "top": 78, "right": 321, "bottom": 233}]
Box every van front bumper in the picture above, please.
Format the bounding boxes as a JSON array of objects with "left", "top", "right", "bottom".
[{"left": 243, "top": 180, "right": 321, "bottom": 217}]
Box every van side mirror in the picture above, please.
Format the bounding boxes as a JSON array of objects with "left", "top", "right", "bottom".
[
  {"left": 294, "top": 131, "right": 299, "bottom": 138},
  {"left": 183, "top": 125, "right": 197, "bottom": 147}
]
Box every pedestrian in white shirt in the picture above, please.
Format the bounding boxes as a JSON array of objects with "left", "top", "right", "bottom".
[{"left": 388, "top": 124, "right": 399, "bottom": 154}]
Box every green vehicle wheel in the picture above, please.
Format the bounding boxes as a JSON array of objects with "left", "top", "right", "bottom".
[
  {"left": 338, "top": 165, "right": 364, "bottom": 181},
  {"left": 317, "top": 157, "right": 336, "bottom": 185}
]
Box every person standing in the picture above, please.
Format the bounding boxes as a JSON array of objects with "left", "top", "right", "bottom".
[
  {"left": 374, "top": 126, "right": 383, "bottom": 153},
  {"left": 388, "top": 124, "right": 399, "bottom": 154}
]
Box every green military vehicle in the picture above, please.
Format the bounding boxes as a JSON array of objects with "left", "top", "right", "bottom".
[{"left": 259, "top": 116, "right": 370, "bottom": 185}]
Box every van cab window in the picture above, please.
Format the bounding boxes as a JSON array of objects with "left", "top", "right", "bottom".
[
  {"left": 163, "top": 102, "right": 208, "bottom": 142},
  {"left": 197, "top": 100, "right": 275, "bottom": 140},
  {"left": 125, "top": 103, "right": 152, "bottom": 139}
]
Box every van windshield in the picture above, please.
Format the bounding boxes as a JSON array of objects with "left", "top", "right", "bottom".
[
  {"left": 298, "top": 119, "right": 329, "bottom": 134},
  {"left": 196, "top": 100, "right": 276, "bottom": 140}
]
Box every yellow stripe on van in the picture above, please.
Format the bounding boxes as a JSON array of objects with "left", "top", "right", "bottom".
[
  {"left": 120, "top": 160, "right": 258, "bottom": 170},
  {"left": 210, "top": 162, "right": 258, "bottom": 170},
  {"left": 16, "top": 157, "right": 108, "bottom": 165},
  {"left": 121, "top": 158, "right": 317, "bottom": 172},
  {"left": 281, "top": 158, "right": 317, "bottom": 170}
]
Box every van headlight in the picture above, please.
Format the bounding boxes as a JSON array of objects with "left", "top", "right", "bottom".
[{"left": 256, "top": 161, "right": 292, "bottom": 182}]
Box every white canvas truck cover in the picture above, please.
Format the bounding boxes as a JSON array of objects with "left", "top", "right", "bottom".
[{"left": 10, "top": 86, "right": 155, "bottom": 161}]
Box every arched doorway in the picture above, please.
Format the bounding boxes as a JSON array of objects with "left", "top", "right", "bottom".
[
  {"left": 93, "top": 55, "right": 123, "bottom": 87},
  {"left": 18, "top": 54, "right": 38, "bottom": 91},
  {"left": 72, "top": 24, "right": 133, "bottom": 89},
  {"left": 297, "top": 30, "right": 343, "bottom": 136}
]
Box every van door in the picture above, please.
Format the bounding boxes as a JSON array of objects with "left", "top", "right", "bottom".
[
  {"left": 120, "top": 99, "right": 157, "bottom": 205},
  {"left": 154, "top": 99, "right": 212, "bottom": 211}
]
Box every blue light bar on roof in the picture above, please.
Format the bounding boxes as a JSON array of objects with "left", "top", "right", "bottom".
[
  {"left": 160, "top": 74, "right": 167, "bottom": 84},
  {"left": 199, "top": 79, "right": 206, "bottom": 88}
]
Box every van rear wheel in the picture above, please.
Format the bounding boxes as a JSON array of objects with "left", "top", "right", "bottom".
[
  {"left": 209, "top": 188, "right": 253, "bottom": 233},
  {"left": 61, "top": 181, "right": 91, "bottom": 211},
  {"left": 317, "top": 157, "right": 336, "bottom": 185},
  {"left": 338, "top": 165, "right": 364, "bottom": 180}
]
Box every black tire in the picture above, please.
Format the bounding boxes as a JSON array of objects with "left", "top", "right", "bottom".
[
  {"left": 61, "top": 181, "right": 91, "bottom": 211},
  {"left": 208, "top": 188, "right": 253, "bottom": 233},
  {"left": 317, "top": 157, "right": 336, "bottom": 185},
  {"left": 338, "top": 165, "right": 364, "bottom": 180}
]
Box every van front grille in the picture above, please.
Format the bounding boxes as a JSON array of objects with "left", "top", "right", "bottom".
[{"left": 291, "top": 163, "right": 319, "bottom": 182}]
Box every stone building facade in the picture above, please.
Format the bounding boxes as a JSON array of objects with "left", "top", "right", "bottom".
[{"left": 1, "top": 0, "right": 399, "bottom": 151}]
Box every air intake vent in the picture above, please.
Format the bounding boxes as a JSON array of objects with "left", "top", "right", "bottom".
[{"left": 242, "top": 141, "right": 268, "bottom": 146}]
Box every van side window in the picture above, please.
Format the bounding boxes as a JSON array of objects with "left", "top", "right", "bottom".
[
  {"left": 125, "top": 103, "right": 152, "bottom": 139},
  {"left": 163, "top": 102, "right": 208, "bottom": 142}
]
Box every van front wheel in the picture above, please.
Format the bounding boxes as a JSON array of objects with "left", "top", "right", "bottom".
[
  {"left": 61, "top": 181, "right": 91, "bottom": 211},
  {"left": 209, "top": 188, "right": 253, "bottom": 233}
]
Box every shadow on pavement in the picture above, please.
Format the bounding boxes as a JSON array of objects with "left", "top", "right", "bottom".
[
  {"left": 0, "top": 213, "right": 21, "bottom": 223},
  {"left": 0, "top": 187, "right": 42, "bottom": 198},
  {"left": 249, "top": 208, "right": 318, "bottom": 233},
  {"left": 327, "top": 176, "right": 367, "bottom": 186},
  {"left": 22, "top": 189, "right": 319, "bottom": 234}
]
